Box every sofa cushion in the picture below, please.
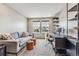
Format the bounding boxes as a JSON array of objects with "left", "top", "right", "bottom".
[
  {"left": 16, "top": 38, "right": 25, "bottom": 47},
  {"left": 1, "top": 33, "right": 15, "bottom": 40},
  {"left": 16, "top": 36, "right": 32, "bottom": 47},
  {"left": 16, "top": 37, "right": 31, "bottom": 42},
  {"left": 11, "top": 32, "right": 19, "bottom": 39}
]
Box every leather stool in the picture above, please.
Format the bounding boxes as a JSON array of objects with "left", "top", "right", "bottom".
[{"left": 26, "top": 41, "right": 34, "bottom": 50}]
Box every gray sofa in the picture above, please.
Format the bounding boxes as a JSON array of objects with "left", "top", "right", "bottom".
[{"left": 0, "top": 32, "right": 32, "bottom": 55}]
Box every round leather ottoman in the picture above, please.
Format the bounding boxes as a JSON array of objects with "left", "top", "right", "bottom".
[
  {"left": 26, "top": 41, "right": 34, "bottom": 50},
  {"left": 31, "top": 38, "right": 36, "bottom": 46}
]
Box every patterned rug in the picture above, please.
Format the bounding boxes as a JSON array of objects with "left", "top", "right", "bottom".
[{"left": 18, "top": 39, "right": 55, "bottom": 56}]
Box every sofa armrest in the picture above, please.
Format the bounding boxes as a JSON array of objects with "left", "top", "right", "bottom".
[{"left": 0, "top": 40, "right": 20, "bottom": 53}]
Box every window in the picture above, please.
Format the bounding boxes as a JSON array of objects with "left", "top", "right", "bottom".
[
  {"left": 32, "top": 19, "right": 49, "bottom": 33},
  {"left": 32, "top": 21, "right": 40, "bottom": 32},
  {"left": 41, "top": 20, "right": 49, "bottom": 32}
]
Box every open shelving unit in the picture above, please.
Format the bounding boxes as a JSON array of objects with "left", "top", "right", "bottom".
[
  {"left": 68, "top": 5, "right": 77, "bottom": 12},
  {"left": 67, "top": 3, "right": 79, "bottom": 56},
  {"left": 67, "top": 3, "right": 78, "bottom": 39},
  {"left": 52, "top": 17, "right": 59, "bottom": 32}
]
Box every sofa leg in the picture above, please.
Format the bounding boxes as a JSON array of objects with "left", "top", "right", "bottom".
[{"left": 16, "top": 53, "right": 17, "bottom": 56}]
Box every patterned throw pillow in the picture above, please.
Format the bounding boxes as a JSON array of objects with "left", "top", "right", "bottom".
[{"left": 1, "top": 33, "right": 15, "bottom": 40}]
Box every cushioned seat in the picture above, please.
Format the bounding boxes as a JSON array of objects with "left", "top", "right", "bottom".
[{"left": 0, "top": 32, "right": 32, "bottom": 55}]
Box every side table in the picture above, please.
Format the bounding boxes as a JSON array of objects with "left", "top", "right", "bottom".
[
  {"left": 26, "top": 41, "right": 34, "bottom": 50},
  {"left": 31, "top": 38, "right": 36, "bottom": 46}
]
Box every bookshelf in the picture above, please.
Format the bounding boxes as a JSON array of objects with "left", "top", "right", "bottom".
[
  {"left": 52, "top": 17, "right": 59, "bottom": 32},
  {"left": 67, "top": 3, "right": 79, "bottom": 56},
  {"left": 67, "top": 3, "right": 78, "bottom": 40}
]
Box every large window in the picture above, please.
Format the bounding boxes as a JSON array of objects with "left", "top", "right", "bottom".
[{"left": 32, "top": 20, "right": 49, "bottom": 33}]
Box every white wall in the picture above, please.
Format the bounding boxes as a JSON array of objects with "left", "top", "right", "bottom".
[
  {"left": 0, "top": 4, "right": 27, "bottom": 33},
  {"left": 55, "top": 4, "right": 67, "bottom": 35},
  {"left": 59, "top": 7, "right": 67, "bottom": 35}
]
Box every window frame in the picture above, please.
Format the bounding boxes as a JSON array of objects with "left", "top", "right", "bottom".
[{"left": 32, "top": 19, "right": 49, "bottom": 33}]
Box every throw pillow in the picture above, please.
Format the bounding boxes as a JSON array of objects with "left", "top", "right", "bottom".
[
  {"left": 21, "top": 32, "right": 27, "bottom": 37},
  {"left": 11, "top": 32, "right": 19, "bottom": 39},
  {"left": 2, "top": 33, "right": 15, "bottom": 40},
  {"left": 18, "top": 32, "right": 23, "bottom": 38}
]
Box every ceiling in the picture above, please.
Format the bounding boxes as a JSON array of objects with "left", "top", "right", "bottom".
[{"left": 6, "top": 3, "right": 66, "bottom": 18}]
